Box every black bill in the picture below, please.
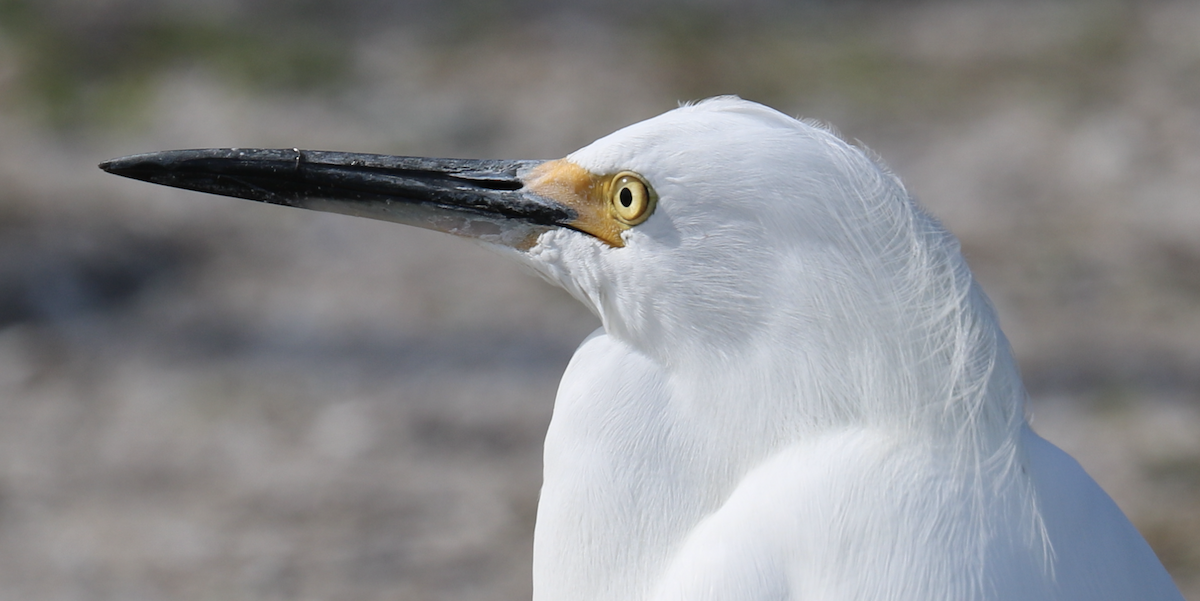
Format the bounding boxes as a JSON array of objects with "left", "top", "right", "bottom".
[{"left": 99, "top": 148, "right": 574, "bottom": 248}]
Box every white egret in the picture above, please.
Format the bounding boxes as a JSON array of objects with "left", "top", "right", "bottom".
[{"left": 101, "top": 97, "right": 1183, "bottom": 600}]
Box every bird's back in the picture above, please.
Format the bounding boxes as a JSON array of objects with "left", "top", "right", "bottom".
[
  {"left": 534, "top": 332, "right": 1183, "bottom": 601},
  {"left": 1023, "top": 429, "right": 1183, "bottom": 600}
]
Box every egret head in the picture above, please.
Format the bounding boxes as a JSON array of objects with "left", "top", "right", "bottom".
[
  {"left": 511, "top": 98, "right": 1020, "bottom": 444},
  {"left": 519, "top": 99, "right": 939, "bottom": 367},
  {"left": 100, "top": 97, "right": 1021, "bottom": 437}
]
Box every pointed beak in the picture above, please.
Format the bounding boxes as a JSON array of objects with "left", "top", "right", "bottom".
[{"left": 99, "top": 148, "right": 577, "bottom": 249}]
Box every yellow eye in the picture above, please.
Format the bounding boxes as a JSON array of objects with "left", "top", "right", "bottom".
[{"left": 609, "top": 172, "right": 655, "bottom": 226}]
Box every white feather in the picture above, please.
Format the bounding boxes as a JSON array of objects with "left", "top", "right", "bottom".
[{"left": 519, "top": 97, "right": 1181, "bottom": 601}]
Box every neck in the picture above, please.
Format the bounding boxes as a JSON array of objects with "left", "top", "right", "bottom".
[{"left": 531, "top": 174, "right": 1036, "bottom": 601}]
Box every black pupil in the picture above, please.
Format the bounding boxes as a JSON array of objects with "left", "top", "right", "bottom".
[{"left": 619, "top": 187, "right": 634, "bottom": 208}]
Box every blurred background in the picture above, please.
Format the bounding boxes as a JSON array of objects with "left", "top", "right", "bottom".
[{"left": 0, "top": 0, "right": 1197, "bottom": 599}]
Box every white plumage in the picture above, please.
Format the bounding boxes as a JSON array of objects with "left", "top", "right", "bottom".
[
  {"left": 101, "top": 96, "right": 1184, "bottom": 601},
  {"left": 515, "top": 98, "right": 1182, "bottom": 601}
]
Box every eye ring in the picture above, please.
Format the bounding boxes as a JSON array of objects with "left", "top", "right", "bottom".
[{"left": 609, "top": 172, "right": 655, "bottom": 226}]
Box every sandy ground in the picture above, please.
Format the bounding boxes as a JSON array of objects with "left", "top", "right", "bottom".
[{"left": 0, "top": 2, "right": 1197, "bottom": 599}]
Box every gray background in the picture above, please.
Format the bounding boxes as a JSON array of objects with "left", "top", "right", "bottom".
[{"left": 0, "top": 0, "right": 1197, "bottom": 599}]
